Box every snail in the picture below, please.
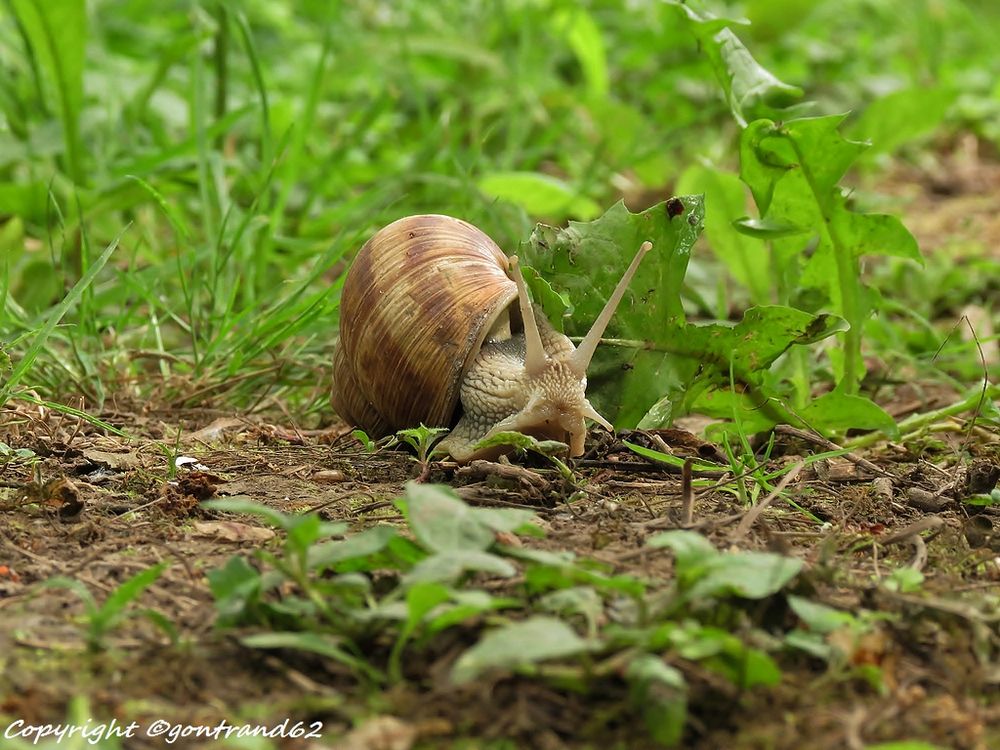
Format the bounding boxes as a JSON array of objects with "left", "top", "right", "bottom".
[{"left": 331, "top": 214, "right": 650, "bottom": 463}]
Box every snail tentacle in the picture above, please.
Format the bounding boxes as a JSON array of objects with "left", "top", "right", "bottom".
[{"left": 569, "top": 241, "right": 652, "bottom": 376}]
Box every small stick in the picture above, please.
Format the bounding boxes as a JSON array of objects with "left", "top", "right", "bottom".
[
  {"left": 680, "top": 458, "right": 694, "bottom": 526},
  {"left": 878, "top": 516, "right": 944, "bottom": 547},
  {"left": 907, "top": 534, "right": 928, "bottom": 572}
]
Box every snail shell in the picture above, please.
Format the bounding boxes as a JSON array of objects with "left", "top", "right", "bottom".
[{"left": 332, "top": 214, "right": 517, "bottom": 438}]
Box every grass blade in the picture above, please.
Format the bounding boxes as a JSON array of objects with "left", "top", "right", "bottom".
[{"left": 0, "top": 228, "right": 126, "bottom": 405}]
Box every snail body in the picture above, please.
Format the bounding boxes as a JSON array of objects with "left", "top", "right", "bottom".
[{"left": 331, "top": 214, "right": 650, "bottom": 462}]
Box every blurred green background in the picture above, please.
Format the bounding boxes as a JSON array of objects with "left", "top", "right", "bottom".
[{"left": 1, "top": 0, "right": 998, "bottom": 419}]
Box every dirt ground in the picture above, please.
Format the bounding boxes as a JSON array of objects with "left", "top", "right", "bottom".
[{"left": 1, "top": 147, "right": 999, "bottom": 750}]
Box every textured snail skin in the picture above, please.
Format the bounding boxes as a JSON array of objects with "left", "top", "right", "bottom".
[{"left": 437, "top": 306, "right": 607, "bottom": 462}]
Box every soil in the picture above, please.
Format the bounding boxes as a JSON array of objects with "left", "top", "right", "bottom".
[{"left": 1, "top": 147, "right": 999, "bottom": 750}]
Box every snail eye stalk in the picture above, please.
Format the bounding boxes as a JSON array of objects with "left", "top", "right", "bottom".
[
  {"left": 508, "top": 255, "right": 548, "bottom": 377},
  {"left": 569, "top": 241, "right": 652, "bottom": 377}
]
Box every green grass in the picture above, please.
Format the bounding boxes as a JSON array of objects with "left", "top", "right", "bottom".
[{"left": 1, "top": 0, "right": 998, "bottom": 427}]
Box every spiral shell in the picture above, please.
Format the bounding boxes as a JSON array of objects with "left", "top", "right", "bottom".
[{"left": 331, "top": 214, "right": 518, "bottom": 436}]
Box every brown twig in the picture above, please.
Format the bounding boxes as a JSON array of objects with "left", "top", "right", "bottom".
[
  {"left": 879, "top": 516, "right": 945, "bottom": 547},
  {"left": 680, "top": 458, "right": 694, "bottom": 526},
  {"left": 774, "top": 424, "right": 889, "bottom": 477},
  {"left": 878, "top": 516, "right": 945, "bottom": 572}
]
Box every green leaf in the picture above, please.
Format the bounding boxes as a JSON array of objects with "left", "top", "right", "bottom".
[
  {"left": 451, "top": 616, "right": 594, "bottom": 684},
  {"left": 309, "top": 526, "right": 399, "bottom": 569},
  {"left": 393, "top": 424, "right": 449, "bottom": 462},
  {"left": 784, "top": 629, "right": 834, "bottom": 660},
  {"left": 285, "top": 513, "right": 348, "bottom": 557},
  {"left": 351, "top": 428, "right": 376, "bottom": 452},
  {"left": 668, "top": 2, "right": 801, "bottom": 127},
  {"left": 208, "top": 556, "right": 262, "bottom": 626},
  {"left": 626, "top": 654, "right": 688, "bottom": 747},
  {"left": 852, "top": 86, "right": 955, "bottom": 157},
  {"left": 732, "top": 216, "right": 809, "bottom": 239},
  {"left": 201, "top": 498, "right": 293, "bottom": 530},
  {"left": 426, "top": 590, "right": 518, "bottom": 634},
  {"left": 630, "top": 305, "right": 844, "bottom": 430},
  {"left": 91, "top": 563, "right": 168, "bottom": 636},
  {"left": 677, "top": 165, "right": 771, "bottom": 302},
  {"left": 964, "top": 489, "right": 1000, "bottom": 507},
  {"left": 469, "top": 507, "right": 537, "bottom": 534},
  {"left": 401, "top": 483, "right": 496, "bottom": 553},
  {"left": 471, "top": 431, "right": 572, "bottom": 478},
  {"left": 670, "top": 622, "right": 781, "bottom": 688},
  {"left": 787, "top": 595, "right": 858, "bottom": 634},
  {"left": 43, "top": 564, "right": 170, "bottom": 649},
  {"left": 685, "top": 551, "right": 803, "bottom": 601},
  {"left": 798, "top": 390, "right": 899, "bottom": 438},
  {"left": 523, "top": 199, "right": 700, "bottom": 328},
  {"left": 646, "top": 530, "right": 718, "bottom": 568},
  {"left": 405, "top": 583, "right": 452, "bottom": 627},
  {"left": 707, "top": 28, "right": 803, "bottom": 126},
  {"left": 389, "top": 581, "right": 452, "bottom": 680},
  {"left": 10, "top": 0, "right": 86, "bottom": 181},
  {"left": 693, "top": 389, "right": 783, "bottom": 438},
  {"left": 503, "top": 547, "right": 577, "bottom": 567},
  {"left": 538, "top": 586, "right": 604, "bottom": 636},
  {"left": 740, "top": 119, "right": 790, "bottom": 214},
  {"left": 681, "top": 306, "right": 848, "bottom": 375},
  {"left": 472, "top": 430, "right": 563, "bottom": 455},
  {"left": 832, "top": 207, "right": 922, "bottom": 262},
  {"left": 478, "top": 171, "right": 600, "bottom": 220},
  {"left": 783, "top": 115, "right": 868, "bottom": 195},
  {"left": 0, "top": 182, "right": 48, "bottom": 222},
  {"left": 405, "top": 550, "right": 516, "bottom": 584},
  {"left": 732, "top": 646, "right": 782, "bottom": 687},
  {"left": 241, "top": 632, "right": 381, "bottom": 681},
  {"left": 524, "top": 562, "right": 646, "bottom": 598},
  {"left": 882, "top": 567, "right": 924, "bottom": 593}
]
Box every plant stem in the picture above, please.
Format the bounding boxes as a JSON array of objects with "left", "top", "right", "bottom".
[
  {"left": 786, "top": 137, "right": 863, "bottom": 395},
  {"left": 845, "top": 383, "right": 999, "bottom": 450}
]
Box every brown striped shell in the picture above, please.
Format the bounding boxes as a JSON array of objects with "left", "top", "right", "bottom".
[{"left": 331, "top": 214, "right": 518, "bottom": 437}]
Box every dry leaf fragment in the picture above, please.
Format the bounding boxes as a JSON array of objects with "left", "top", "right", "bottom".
[
  {"left": 27, "top": 477, "right": 85, "bottom": 521},
  {"left": 188, "top": 417, "right": 246, "bottom": 443},
  {"left": 191, "top": 521, "right": 276, "bottom": 543},
  {"left": 494, "top": 530, "right": 522, "bottom": 547},
  {"left": 333, "top": 716, "right": 416, "bottom": 750},
  {"left": 81, "top": 448, "right": 142, "bottom": 471},
  {"left": 314, "top": 469, "right": 347, "bottom": 484},
  {"left": 176, "top": 471, "right": 219, "bottom": 500}
]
